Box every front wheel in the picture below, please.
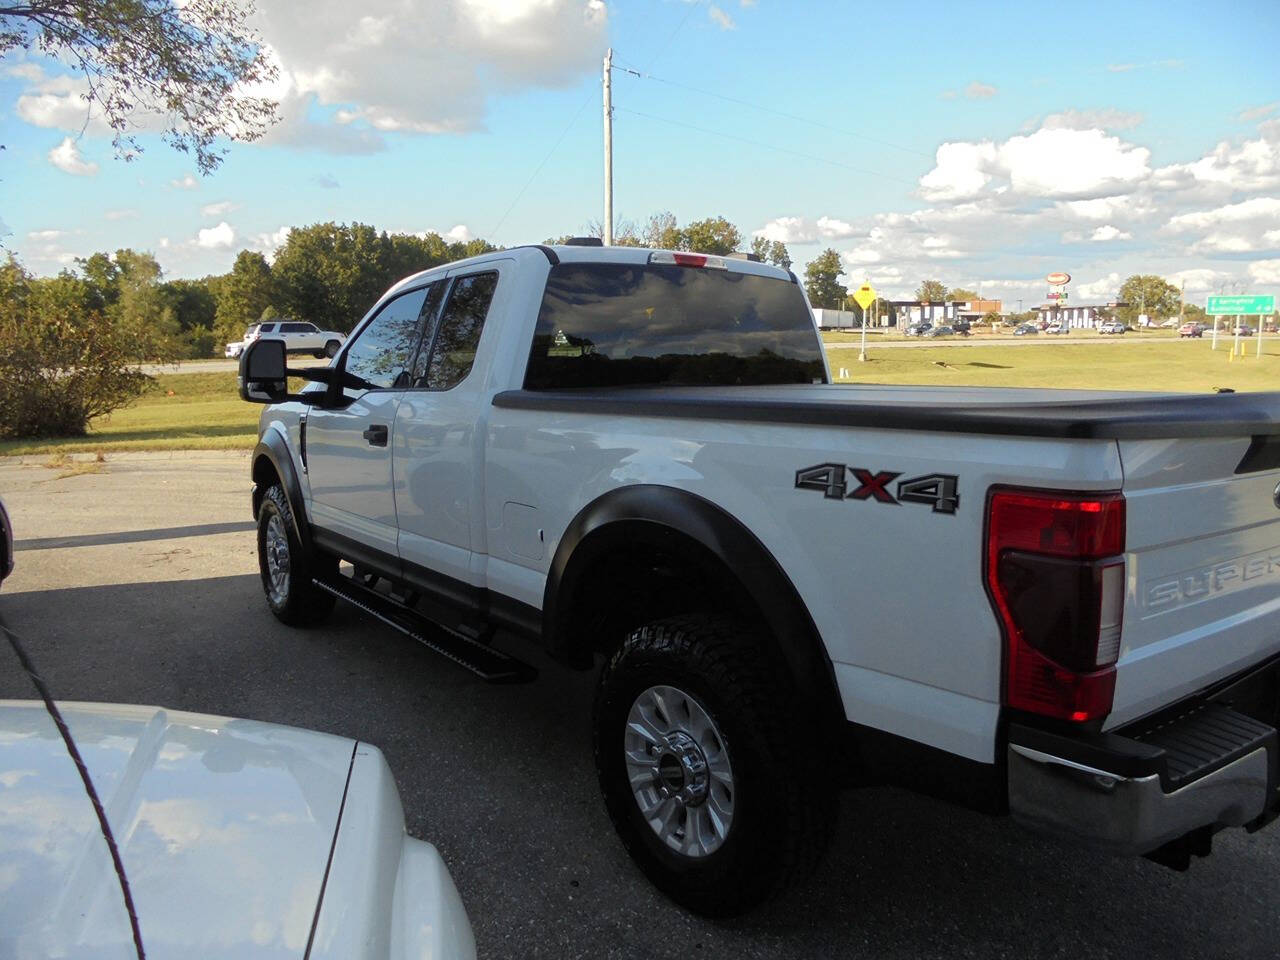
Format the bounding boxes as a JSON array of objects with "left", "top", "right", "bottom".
[
  {"left": 256, "top": 484, "right": 336, "bottom": 626},
  {"left": 594, "top": 615, "right": 834, "bottom": 916},
  {"left": 324, "top": 339, "right": 340, "bottom": 358}
]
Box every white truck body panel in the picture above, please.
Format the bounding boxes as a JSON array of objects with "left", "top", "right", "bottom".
[{"left": 256, "top": 245, "right": 1280, "bottom": 768}]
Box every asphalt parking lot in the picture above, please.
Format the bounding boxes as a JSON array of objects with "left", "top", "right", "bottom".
[{"left": 2, "top": 454, "right": 1278, "bottom": 959}]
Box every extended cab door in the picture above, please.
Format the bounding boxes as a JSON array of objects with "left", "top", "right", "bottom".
[
  {"left": 393, "top": 264, "right": 506, "bottom": 592},
  {"left": 304, "top": 284, "right": 440, "bottom": 559}
]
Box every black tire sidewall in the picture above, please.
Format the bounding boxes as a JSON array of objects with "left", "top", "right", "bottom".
[
  {"left": 256, "top": 486, "right": 297, "bottom": 618},
  {"left": 595, "top": 624, "right": 807, "bottom": 914}
]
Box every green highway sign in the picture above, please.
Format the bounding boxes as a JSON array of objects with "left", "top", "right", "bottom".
[{"left": 1205, "top": 295, "right": 1275, "bottom": 315}]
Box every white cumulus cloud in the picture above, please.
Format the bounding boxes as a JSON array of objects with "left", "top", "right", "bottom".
[
  {"left": 170, "top": 174, "right": 199, "bottom": 190},
  {"left": 1247, "top": 259, "right": 1280, "bottom": 284},
  {"left": 196, "top": 222, "right": 236, "bottom": 249},
  {"left": 48, "top": 137, "right": 98, "bottom": 176},
  {"left": 1090, "top": 225, "right": 1132, "bottom": 241},
  {"left": 201, "top": 201, "right": 237, "bottom": 216}
]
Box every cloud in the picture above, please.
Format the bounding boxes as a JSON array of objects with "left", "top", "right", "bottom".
[
  {"left": 48, "top": 137, "right": 98, "bottom": 176},
  {"left": 1076, "top": 273, "right": 1122, "bottom": 299},
  {"left": 195, "top": 222, "right": 236, "bottom": 249},
  {"left": 27, "top": 229, "right": 63, "bottom": 240},
  {"left": 1165, "top": 196, "right": 1280, "bottom": 231},
  {"left": 1247, "top": 259, "right": 1280, "bottom": 285},
  {"left": 1107, "top": 60, "right": 1183, "bottom": 73},
  {"left": 1090, "top": 225, "right": 1132, "bottom": 241},
  {"left": 443, "top": 224, "right": 474, "bottom": 242},
  {"left": 919, "top": 127, "right": 1151, "bottom": 202},
  {"left": 1240, "top": 102, "right": 1279, "bottom": 123},
  {"left": 201, "top": 201, "right": 237, "bottom": 216},
  {"left": 965, "top": 82, "right": 997, "bottom": 99},
  {"left": 708, "top": 4, "right": 735, "bottom": 29},
  {"left": 1040, "top": 109, "right": 1143, "bottom": 131},
  {"left": 816, "top": 216, "right": 855, "bottom": 239},
  {"left": 314, "top": 174, "right": 340, "bottom": 188},
  {"left": 250, "top": 226, "right": 292, "bottom": 257},
  {"left": 1152, "top": 121, "right": 1280, "bottom": 195},
  {"left": 754, "top": 216, "right": 817, "bottom": 245},
  {"left": 170, "top": 174, "right": 199, "bottom": 190},
  {"left": 104, "top": 209, "right": 137, "bottom": 221},
  {"left": 248, "top": 0, "right": 607, "bottom": 150}
]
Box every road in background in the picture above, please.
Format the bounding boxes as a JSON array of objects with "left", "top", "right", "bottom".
[{"left": 1, "top": 456, "right": 1276, "bottom": 960}]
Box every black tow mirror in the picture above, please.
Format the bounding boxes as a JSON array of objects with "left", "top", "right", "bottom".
[{"left": 239, "top": 338, "right": 287, "bottom": 403}]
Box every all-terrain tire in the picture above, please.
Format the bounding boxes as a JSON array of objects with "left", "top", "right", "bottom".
[
  {"left": 256, "top": 483, "right": 337, "bottom": 626},
  {"left": 324, "top": 339, "right": 341, "bottom": 358},
  {"left": 593, "top": 614, "right": 835, "bottom": 916}
]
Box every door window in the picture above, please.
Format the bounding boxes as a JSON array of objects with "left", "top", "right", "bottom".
[
  {"left": 415, "top": 272, "right": 498, "bottom": 390},
  {"left": 342, "top": 287, "right": 432, "bottom": 391}
]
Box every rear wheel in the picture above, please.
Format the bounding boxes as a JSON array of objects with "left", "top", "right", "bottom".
[
  {"left": 256, "top": 484, "right": 336, "bottom": 626},
  {"left": 594, "top": 615, "right": 834, "bottom": 916},
  {"left": 324, "top": 339, "right": 340, "bottom": 358}
]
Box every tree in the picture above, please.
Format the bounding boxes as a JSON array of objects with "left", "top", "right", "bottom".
[
  {"left": 804, "top": 249, "right": 846, "bottom": 310},
  {"left": 679, "top": 217, "right": 742, "bottom": 256},
  {"left": 750, "top": 236, "right": 793, "bottom": 269},
  {"left": 947, "top": 287, "right": 978, "bottom": 302},
  {"left": 271, "top": 222, "right": 494, "bottom": 332},
  {"left": 642, "top": 211, "right": 680, "bottom": 249},
  {"left": 916, "top": 280, "right": 947, "bottom": 303},
  {"left": 1116, "top": 275, "right": 1180, "bottom": 325},
  {"left": 109, "top": 249, "right": 182, "bottom": 360},
  {"left": 0, "top": 256, "right": 151, "bottom": 438},
  {"left": 1, "top": 1, "right": 278, "bottom": 174},
  {"left": 214, "top": 250, "right": 276, "bottom": 344}
]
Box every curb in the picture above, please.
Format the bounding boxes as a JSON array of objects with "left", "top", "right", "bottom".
[{"left": 4, "top": 449, "right": 252, "bottom": 465}]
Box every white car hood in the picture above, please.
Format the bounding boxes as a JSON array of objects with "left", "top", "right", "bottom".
[{"left": 0, "top": 700, "right": 356, "bottom": 960}]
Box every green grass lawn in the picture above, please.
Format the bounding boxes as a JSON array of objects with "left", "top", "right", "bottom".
[
  {"left": 0, "top": 373, "right": 262, "bottom": 456},
  {"left": 824, "top": 339, "right": 1280, "bottom": 391},
  {"left": 2, "top": 339, "right": 1276, "bottom": 456}
]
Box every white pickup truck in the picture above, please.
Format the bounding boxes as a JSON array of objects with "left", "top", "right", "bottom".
[{"left": 238, "top": 242, "right": 1280, "bottom": 916}]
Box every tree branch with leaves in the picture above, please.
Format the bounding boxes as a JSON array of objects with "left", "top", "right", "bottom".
[{"left": 2, "top": 0, "right": 279, "bottom": 174}]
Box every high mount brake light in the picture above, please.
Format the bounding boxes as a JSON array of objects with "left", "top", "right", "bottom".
[
  {"left": 985, "top": 488, "right": 1126, "bottom": 724},
  {"left": 648, "top": 251, "right": 728, "bottom": 270}
]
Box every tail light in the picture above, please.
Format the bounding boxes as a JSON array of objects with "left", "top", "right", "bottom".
[{"left": 985, "top": 488, "right": 1126, "bottom": 724}]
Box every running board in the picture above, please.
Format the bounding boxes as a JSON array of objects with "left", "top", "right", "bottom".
[{"left": 313, "top": 576, "right": 537, "bottom": 684}]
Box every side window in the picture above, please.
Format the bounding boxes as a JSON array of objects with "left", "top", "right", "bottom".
[
  {"left": 417, "top": 272, "right": 498, "bottom": 390},
  {"left": 342, "top": 287, "right": 430, "bottom": 391},
  {"left": 282, "top": 322, "right": 304, "bottom": 333},
  {"left": 302, "top": 322, "right": 319, "bottom": 333},
  {"left": 259, "top": 323, "right": 276, "bottom": 333}
]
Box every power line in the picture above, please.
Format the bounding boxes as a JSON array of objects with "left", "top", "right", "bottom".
[
  {"left": 614, "top": 106, "right": 918, "bottom": 186},
  {"left": 613, "top": 66, "right": 935, "bottom": 160},
  {"left": 487, "top": 92, "right": 593, "bottom": 239}
]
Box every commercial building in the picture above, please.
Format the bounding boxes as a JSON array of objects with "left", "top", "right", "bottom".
[{"left": 1033, "top": 303, "right": 1112, "bottom": 328}]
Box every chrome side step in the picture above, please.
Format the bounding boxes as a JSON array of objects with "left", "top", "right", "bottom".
[{"left": 313, "top": 576, "right": 537, "bottom": 684}]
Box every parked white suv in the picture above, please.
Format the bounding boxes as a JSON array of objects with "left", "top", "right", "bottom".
[{"left": 226, "top": 320, "right": 346, "bottom": 359}]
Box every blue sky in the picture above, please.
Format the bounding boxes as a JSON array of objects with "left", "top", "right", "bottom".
[{"left": 2, "top": 0, "right": 1278, "bottom": 309}]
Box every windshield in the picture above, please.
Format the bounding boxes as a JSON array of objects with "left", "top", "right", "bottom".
[{"left": 525, "top": 262, "right": 826, "bottom": 389}]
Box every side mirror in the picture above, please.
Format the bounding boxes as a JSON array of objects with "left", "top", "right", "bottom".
[{"left": 239, "top": 338, "right": 287, "bottom": 403}]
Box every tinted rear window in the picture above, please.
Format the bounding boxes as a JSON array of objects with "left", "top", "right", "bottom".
[{"left": 524, "top": 263, "right": 826, "bottom": 389}]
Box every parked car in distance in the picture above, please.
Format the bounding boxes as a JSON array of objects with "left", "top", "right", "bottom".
[
  {"left": 905, "top": 321, "right": 934, "bottom": 337},
  {"left": 1099, "top": 320, "right": 1126, "bottom": 335},
  {"left": 226, "top": 321, "right": 347, "bottom": 359},
  {"left": 1179, "top": 322, "right": 1205, "bottom": 338},
  {"left": 0, "top": 699, "right": 476, "bottom": 959},
  {"left": 1045, "top": 323, "right": 1070, "bottom": 335},
  {"left": 952, "top": 319, "right": 972, "bottom": 333},
  {"left": 1013, "top": 323, "right": 1039, "bottom": 336},
  {"left": 1233, "top": 325, "right": 1256, "bottom": 336},
  {"left": 925, "top": 325, "right": 956, "bottom": 338}
]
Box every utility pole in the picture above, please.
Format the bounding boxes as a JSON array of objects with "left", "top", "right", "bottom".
[
  {"left": 1178, "top": 280, "right": 1186, "bottom": 323},
  {"left": 602, "top": 48, "right": 614, "bottom": 247}
]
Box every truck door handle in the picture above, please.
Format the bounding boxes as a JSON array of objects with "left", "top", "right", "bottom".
[{"left": 362, "top": 424, "right": 388, "bottom": 447}]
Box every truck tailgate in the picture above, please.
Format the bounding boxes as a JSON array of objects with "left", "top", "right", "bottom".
[{"left": 1109, "top": 434, "right": 1280, "bottom": 727}]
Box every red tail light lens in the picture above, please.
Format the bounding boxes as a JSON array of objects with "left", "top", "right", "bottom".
[{"left": 985, "top": 489, "right": 1126, "bottom": 723}]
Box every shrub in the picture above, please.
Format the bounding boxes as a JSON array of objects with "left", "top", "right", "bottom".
[{"left": 0, "top": 258, "right": 153, "bottom": 439}]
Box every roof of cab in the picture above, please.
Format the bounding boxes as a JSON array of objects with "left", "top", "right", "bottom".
[{"left": 385, "top": 243, "right": 795, "bottom": 298}]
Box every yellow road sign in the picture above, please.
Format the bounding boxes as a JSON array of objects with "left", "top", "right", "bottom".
[{"left": 852, "top": 283, "right": 877, "bottom": 310}]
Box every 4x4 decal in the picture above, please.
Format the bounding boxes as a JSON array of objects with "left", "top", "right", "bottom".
[{"left": 795, "top": 463, "right": 959, "bottom": 515}]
